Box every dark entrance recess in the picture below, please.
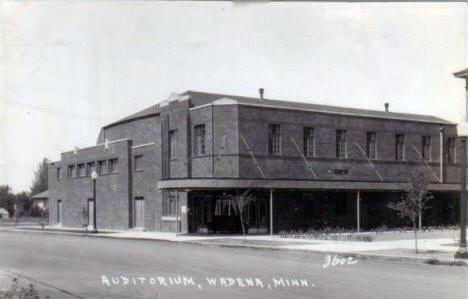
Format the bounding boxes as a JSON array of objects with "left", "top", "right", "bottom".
[
  {"left": 188, "top": 190, "right": 459, "bottom": 234},
  {"left": 188, "top": 190, "right": 269, "bottom": 234}
]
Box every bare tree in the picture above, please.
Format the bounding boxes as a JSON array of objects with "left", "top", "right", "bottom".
[
  {"left": 388, "top": 172, "right": 432, "bottom": 253},
  {"left": 229, "top": 190, "right": 256, "bottom": 241}
]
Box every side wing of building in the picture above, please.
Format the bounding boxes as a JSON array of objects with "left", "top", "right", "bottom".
[{"left": 48, "top": 113, "right": 162, "bottom": 231}]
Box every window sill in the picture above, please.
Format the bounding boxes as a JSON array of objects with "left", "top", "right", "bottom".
[
  {"left": 191, "top": 154, "right": 209, "bottom": 158},
  {"left": 67, "top": 172, "right": 119, "bottom": 180},
  {"left": 161, "top": 216, "right": 180, "bottom": 221}
]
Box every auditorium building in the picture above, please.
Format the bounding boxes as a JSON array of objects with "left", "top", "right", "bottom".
[{"left": 47, "top": 90, "right": 462, "bottom": 234}]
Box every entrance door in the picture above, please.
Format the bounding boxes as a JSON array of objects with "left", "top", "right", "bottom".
[
  {"left": 134, "top": 198, "right": 145, "bottom": 228},
  {"left": 88, "top": 199, "right": 94, "bottom": 229},
  {"left": 57, "top": 200, "right": 62, "bottom": 225},
  {"left": 188, "top": 194, "right": 213, "bottom": 233}
]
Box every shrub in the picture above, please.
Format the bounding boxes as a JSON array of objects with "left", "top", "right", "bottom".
[
  {"left": 279, "top": 227, "right": 374, "bottom": 242},
  {"left": 1, "top": 278, "right": 48, "bottom": 299}
]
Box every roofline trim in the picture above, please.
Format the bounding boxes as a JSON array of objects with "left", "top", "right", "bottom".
[
  {"left": 103, "top": 112, "right": 160, "bottom": 129},
  {"left": 157, "top": 178, "right": 462, "bottom": 191},
  {"left": 132, "top": 142, "right": 156, "bottom": 149},
  {"left": 61, "top": 138, "right": 130, "bottom": 155},
  {"left": 454, "top": 68, "right": 468, "bottom": 78},
  {"left": 189, "top": 100, "right": 454, "bottom": 125}
]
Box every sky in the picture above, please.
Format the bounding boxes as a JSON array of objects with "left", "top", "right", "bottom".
[{"left": 0, "top": 1, "right": 467, "bottom": 193}]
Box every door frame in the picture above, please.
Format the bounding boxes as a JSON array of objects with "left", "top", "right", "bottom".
[
  {"left": 87, "top": 198, "right": 95, "bottom": 230},
  {"left": 57, "top": 200, "right": 62, "bottom": 226},
  {"left": 133, "top": 197, "right": 145, "bottom": 228}
]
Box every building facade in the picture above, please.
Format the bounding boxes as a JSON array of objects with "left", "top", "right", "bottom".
[{"left": 48, "top": 91, "right": 462, "bottom": 233}]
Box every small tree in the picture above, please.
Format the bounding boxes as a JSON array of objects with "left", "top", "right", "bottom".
[
  {"left": 30, "top": 158, "right": 49, "bottom": 196},
  {"left": 0, "top": 185, "right": 16, "bottom": 217},
  {"left": 229, "top": 190, "right": 256, "bottom": 241},
  {"left": 388, "top": 172, "right": 432, "bottom": 253},
  {"left": 14, "top": 192, "right": 32, "bottom": 217}
]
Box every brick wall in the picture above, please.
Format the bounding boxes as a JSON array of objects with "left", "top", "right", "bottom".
[
  {"left": 237, "top": 105, "right": 459, "bottom": 183},
  {"left": 97, "top": 116, "right": 159, "bottom": 146},
  {"left": 48, "top": 139, "right": 132, "bottom": 230},
  {"left": 131, "top": 142, "right": 161, "bottom": 231}
]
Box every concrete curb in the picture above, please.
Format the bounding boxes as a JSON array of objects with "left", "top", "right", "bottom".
[
  {"left": 2, "top": 227, "right": 467, "bottom": 267},
  {"left": 182, "top": 240, "right": 468, "bottom": 267}
]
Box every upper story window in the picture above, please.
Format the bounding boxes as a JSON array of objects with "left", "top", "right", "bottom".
[
  {"left": 169, "top": 130, "right": 177, "bottom": 160},
  {"left": 268, "top": 124, "right": 281, "bottom": 155},
  {"left": 447, "top": 137, "right": 456, "bottom": 163},
  {"left": 56, "top": 167, "right": 62, "bottom": 181},
  {"left": 77, "top": 163, "right": 86, "bottom": 177},
  {"left": 336, "top": 130, "right": 347, "bottom": 159},
  {"left": 67, "top": 165, "right": 75, "bottom": 178},
  {"left": 193, "top": 124, "right": 206, "bottom": 156},
  {"left": 366, "top": 132, "right": 377, "bottom": 160},
  {"left": 97, "top": 160, "right": 107, "bottom": 175},
  {"left": 134, "top": 155, "right": 143, "bottom": 172},
  {"left": 303, "top": 127, "right": 315, "bottom": 157},
  {"left": 422, "top": 136, "right": 432, "bottom": 161},
  {"left": 86, "top": 162, "right": 95, "bottom": 177},
  {"left": 108, "top": 158, "right": 119, "bottom": 173},
  {"left": 395, "top": 134, "right": 405, "bottom": 161}
]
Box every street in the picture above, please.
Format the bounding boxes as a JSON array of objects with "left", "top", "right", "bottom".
[{"left": 0, "top": 231, "right": 466, "bottom": 299}]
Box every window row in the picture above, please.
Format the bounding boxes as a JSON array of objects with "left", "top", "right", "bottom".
[
  {"left": 168, "top": 123, "right": 457, "bottom": 163},
  {"left": 167, "top": 125, "right": 206, "bottom": 159},
  {"left": 267, "top": 124, "right": 456, "bottom": 163},
  {"left": 58, "top": 158, "right": 119, "bottom": 180}
]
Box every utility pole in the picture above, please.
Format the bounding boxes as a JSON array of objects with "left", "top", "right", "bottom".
[
  {"left": 91, "top": 170, "right": 98, "bottom": 233},
  {"left": 454, "top": 67, "right": 468, "bottom": 259}
]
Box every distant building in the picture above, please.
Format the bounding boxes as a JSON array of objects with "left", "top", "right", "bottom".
[
  {"left": 48, "top": 91, "right": 461, "bottom": 233},
  {"left": 0, "top": 208, "right": 9, "bottom": 219},
  {"left": 31, "top": 190, "right": 49, "bottom": 211}
]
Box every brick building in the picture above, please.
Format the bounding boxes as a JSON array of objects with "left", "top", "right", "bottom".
[{"left": 48, "top": 90, "right": 462, "bottom": 234}]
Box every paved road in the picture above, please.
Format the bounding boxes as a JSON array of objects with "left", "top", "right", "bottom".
[{"left": 0, "top": 231, "right": 466, "bottom": 299}]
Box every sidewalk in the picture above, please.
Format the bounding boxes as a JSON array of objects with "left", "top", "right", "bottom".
[{"left": 4, "top": 225, "right": 467, "bottom": 267}]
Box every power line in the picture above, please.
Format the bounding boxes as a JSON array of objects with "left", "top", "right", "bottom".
[{"left": 1, "top": 98, "right": 116, "bottom": 121}]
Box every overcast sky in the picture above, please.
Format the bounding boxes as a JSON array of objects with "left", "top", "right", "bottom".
[{"left": 0, "top": 2, "right": 467, "bottom": 192}]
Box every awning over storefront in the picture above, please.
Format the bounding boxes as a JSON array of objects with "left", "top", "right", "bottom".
[{"left": 158, "top": 179, "right": 462, "bottom": 192}]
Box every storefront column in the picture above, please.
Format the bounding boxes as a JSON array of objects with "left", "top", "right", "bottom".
[
  {"left": 356, "top": 191, "right": 360, "bottom": 233},
  {"left": 270, "top": 189, "right": 274, "bottom": 236}
]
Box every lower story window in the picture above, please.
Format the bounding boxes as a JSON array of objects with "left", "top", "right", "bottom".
[{"left": 163, "top": 191, "right": 176, "bottom": 216}]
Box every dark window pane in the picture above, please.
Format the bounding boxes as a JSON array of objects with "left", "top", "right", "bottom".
[
  {"left": 268, "top": 124, "right": 281, "bottom": 155},
  {"left": 169, "top": 131, "right": 177, "bottom": 159},
  {"left": 422, "top": 136, "right": 431, "bottom": 161},
  {"left": 193, "top": 125, "right": 206, "bottom": 156},
  {"left": 336, "top": 130, "right": 347, "bottom": 159},
  {"left": 395, "top": 134, "right": 405, "bottom": 161},
  {"left": 303, "top": 127, "right": 315, "bottom": 157},
  {"left": 134, "top": 155, "right": 143, "bottom": 172},
  {"left": 109, "top": 158, "right": 119, "bottom": 173},
  {"left": 366, "top": 132, "right": 376, "bottom": 160}
]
